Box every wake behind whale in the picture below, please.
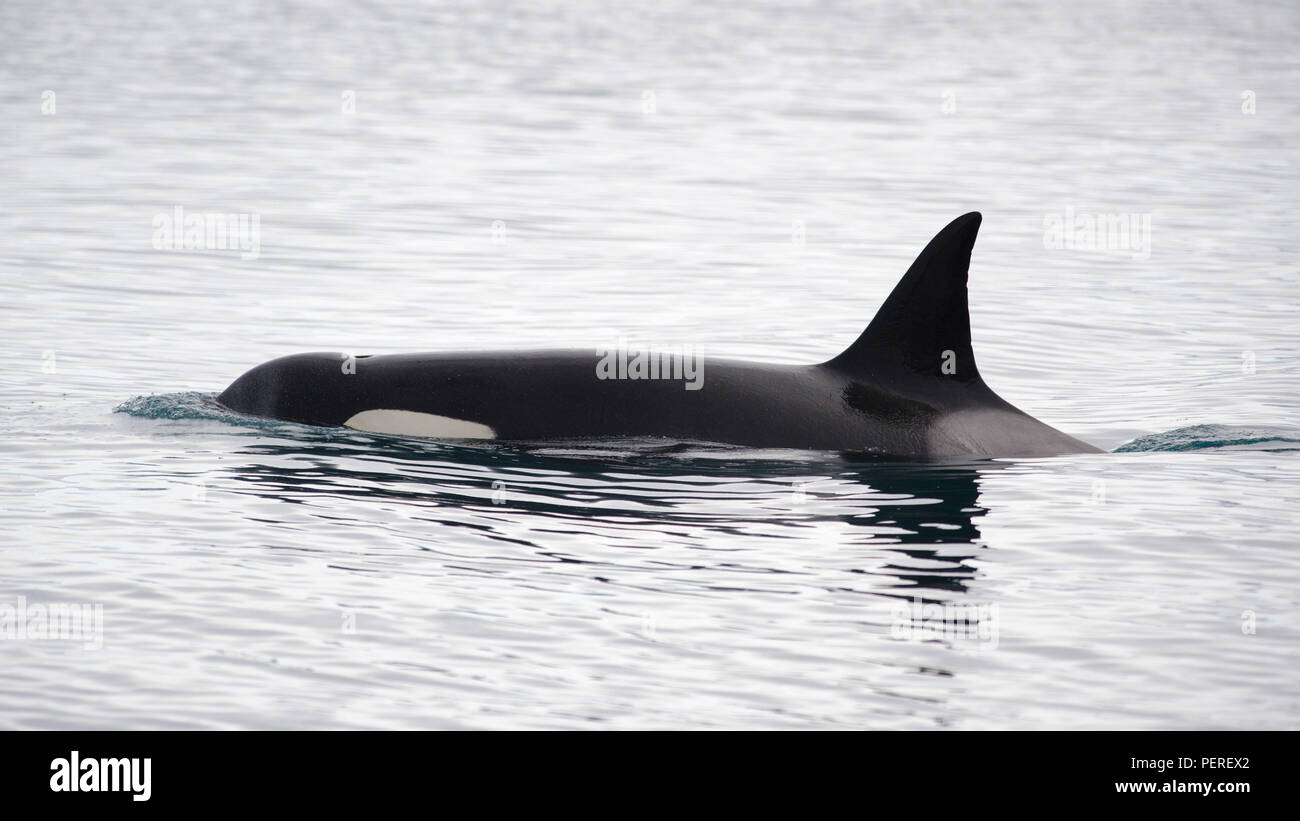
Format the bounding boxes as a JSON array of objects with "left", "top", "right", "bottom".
[{"left": 214, "top": 213, "right": 1102, "bottom": 459}]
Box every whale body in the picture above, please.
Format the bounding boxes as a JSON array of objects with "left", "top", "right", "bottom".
[{"left": 217, "top": 212, "right": 1101, "bottom": 458}]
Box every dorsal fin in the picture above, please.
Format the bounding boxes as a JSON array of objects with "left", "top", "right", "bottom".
[{"left": 826, "top": 212, "right": 983, "bottom": 383}]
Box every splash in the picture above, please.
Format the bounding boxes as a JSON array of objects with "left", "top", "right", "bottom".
[
  {"left": 113, "top": 391, "right": 324, "bottom": 437},
  {"left": 1116, "top": 424, "right": 1300, "bottom": 453},
  {"left": 114, "top": 391, "right": 228, "bottom": 421}
]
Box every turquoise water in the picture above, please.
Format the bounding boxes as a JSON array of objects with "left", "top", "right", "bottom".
[{"left": 2, "top": 0, "right": 1298, "bottom": 729}]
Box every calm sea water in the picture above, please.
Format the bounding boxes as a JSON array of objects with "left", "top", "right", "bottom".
[{"left": 2, "top": 0, "right": 1298, "bottom": 729}]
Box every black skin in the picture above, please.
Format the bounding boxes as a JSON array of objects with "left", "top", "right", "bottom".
[{"left": 217, "top": 213, "right": 1103, "bottom": 459}]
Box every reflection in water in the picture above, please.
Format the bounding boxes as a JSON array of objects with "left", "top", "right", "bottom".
[{"left": 218, "top": 428, "right": 999, "bottom": 600}]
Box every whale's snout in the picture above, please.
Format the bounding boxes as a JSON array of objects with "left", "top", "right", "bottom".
[
  {"left": 217, "top": 352, "right": 354, "bottom": 426},
  {"left": 217, "top": 361, "right": 276, "bottom": 418}
]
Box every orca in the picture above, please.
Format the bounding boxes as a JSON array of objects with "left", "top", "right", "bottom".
[{"left": 216, "top": 212, "right": 1102, "bottom": 458}]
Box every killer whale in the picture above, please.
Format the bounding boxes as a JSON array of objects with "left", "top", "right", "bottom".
[{"left": 217, "top": 212, "right": 1102, "bottom": 458}]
